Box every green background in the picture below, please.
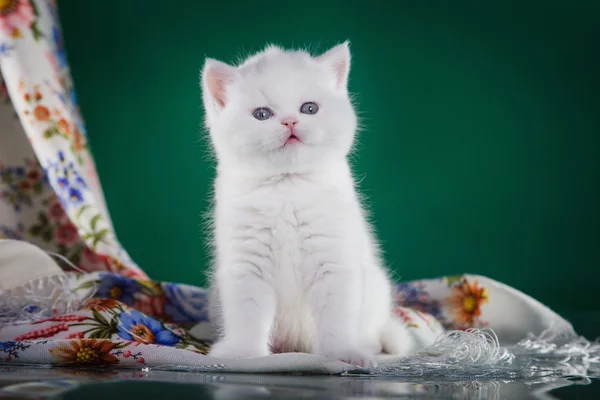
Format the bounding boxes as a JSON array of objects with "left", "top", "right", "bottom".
[{"left": 57, "top": 0, "right": 599, "bottom": 313}]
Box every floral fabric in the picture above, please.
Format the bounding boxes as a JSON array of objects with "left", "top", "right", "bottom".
[
  {"left": 0, "top": 0, "right": 145, "bottom": 278},
  {"left": 0, "top": 0, "right": 589, "bottom": 376},
  {"left": 0, "top": 271, "right": 577, "bottom": 371}
]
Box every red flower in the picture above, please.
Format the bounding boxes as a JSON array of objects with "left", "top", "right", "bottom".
[
  {"left": 73, "top": 127, "right": 85, "bottom": 151},
  {"left": 32, "top": 315, "right": 88, "bottom": 324},
  {"left": 82, "top": 247, "right": 101, "bottom": 264},
  {"left": 133, "top": 296, "right": 166, "bottom": 319},
  {"left": 55, "top": 223, "right": 79, "bottom": 245},
  {"left": 0, "top": 0, "right": 34, "bottom": 37},
  {"left": 67, "top": 332, "right": 85, "bottom": 339},
  {"left": 48, "top": 202, "right": 66, "bottom": 220},
  {"left": 123, "top": 350, "right": 132, "bottom": 358},
  {"left": 33, "top": 105, "right": 50, "bottom": 121},
  {"left": 57, "top": 118, "right": 70, "bottom": 135},
  {"left": 18, "top": 180, "right": 31, "bottom": 191},
  {"left": 122, "top": 269, "right": 148, "bottom": 279},
  {"left": 14, "top": 323, "right": 69, "bottom": 340},
  {"left": 26, "top": 168, "right": 41, "bottom": 182}
]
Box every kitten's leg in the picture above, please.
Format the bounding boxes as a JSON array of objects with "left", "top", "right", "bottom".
[
  {"left": 380, "top": 316, "right": 419, "bottom": 356},
  {"left": 381, "top": 313, "right": 444, "bottom": 356},
  {"left": 308, "top": 263, "right": 377, "bottom": 368},
  {"left": 208, "top": 266, "right": 275, "bottom": 359}
]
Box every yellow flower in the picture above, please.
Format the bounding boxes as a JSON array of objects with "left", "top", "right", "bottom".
[
  {"left": 49, "top": 339, "right": 119, "bottom": 365},
  {"left": 445, "top": 279, "right": 489, "bottom": 326}
]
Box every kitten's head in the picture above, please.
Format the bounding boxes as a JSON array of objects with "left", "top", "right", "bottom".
[{"left": 201, "top": 42, "right": 357, "bottom": 174}]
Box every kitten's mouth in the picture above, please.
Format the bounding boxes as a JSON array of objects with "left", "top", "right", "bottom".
[{"left": 284, "top": 135, "right": 302, "bottom": 145}]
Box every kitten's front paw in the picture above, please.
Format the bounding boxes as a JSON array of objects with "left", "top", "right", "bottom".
[
  {"left": 208, "top": 340, "right": 269, "bottom": 359},
  {"left": 318, "top": 346, "right": 377, "bottom": 368}
]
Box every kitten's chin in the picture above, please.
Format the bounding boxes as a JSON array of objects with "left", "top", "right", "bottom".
[{"left": 230, "top": 149, "right": 345, "bottom": 177}]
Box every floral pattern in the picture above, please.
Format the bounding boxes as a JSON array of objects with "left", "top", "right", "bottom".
[
  {"left": 96, "top": 274, "right": 138, "bottom": 306},
  {"left": 117, "top": 310, "right": 178, "bottom": 345},
  {"left": 0, "top": 276, "right": 211, "bottom": 360},
  {"left": 0, "top": 341, "right": 30, "bottom": 361},
  {"left": 163, "top": 282, "right": 209, "bottom": 323},
  {"left": 395, "top": 275, "right": 491, "bottom": 331},
  {"left": 0, "top": 0, "right": 38, "bottom": 40},
  {"left": 0, "top": 0, "right": 147, "bottom": 277},
  {"left": 0, "top": 271, "right": 581, "bottom": 370},
  {"left": 0, "top": 159, "right": 45, "bottom": 212},
  {"left": 445, "top": 278, "right": 489, "bottom": 328},
  {"left": 48, "top": 339, "right": 121, "bottom": 365},
  {"left": 396, "top": 281, "right": 443, "bottom": 320}
]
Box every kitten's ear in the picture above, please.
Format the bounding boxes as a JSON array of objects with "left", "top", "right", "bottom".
[
  {"left": 316, "top": 41, "right": 351, "bottom": 92},
  {"left": 201, "top": 58, "right": 237, "bottom": 112}
]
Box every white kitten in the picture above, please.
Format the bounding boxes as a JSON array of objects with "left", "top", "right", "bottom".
[{"left": 202, "top": 42, "right": 419, "bottom": 367}]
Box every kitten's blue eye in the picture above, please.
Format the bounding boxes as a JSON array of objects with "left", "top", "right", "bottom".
[
  {"left": 253, "top": 107, "right": 273, "bottom": 121},
  {"left": 300, "top": 102, "right": 319, "bottom": 115}
]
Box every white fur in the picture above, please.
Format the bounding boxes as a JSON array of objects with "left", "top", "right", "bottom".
[{"left": 201, "top": 42, "right": 415, "bottom": 367}]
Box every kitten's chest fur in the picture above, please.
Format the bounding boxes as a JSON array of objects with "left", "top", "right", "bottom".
[
  {"left": 214, "top": 173, "right": 362, "bottom": 352},
  {"left": 222, "top": 174, "right": 357, "bottom": 276}
]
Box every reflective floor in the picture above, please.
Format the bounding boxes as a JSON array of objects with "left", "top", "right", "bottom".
[{"left": 0, "top": 367, "right": 598, "bottom": 400}]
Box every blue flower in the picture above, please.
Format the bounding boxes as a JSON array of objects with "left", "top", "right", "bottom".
[
  {"left": 427, "top": 303, "right": 442, "bottom": 318},
  {"left": 14, "top": 167, "right": 25, "bottom": 177},
  {"left": 0, "top": 341, "right": 16, "bottom": 352},
  {"left": 23, "top": 305, "right": 41, "bottom": 314},
  {"left": 0, "top": 43, "right": 15, "bottom": 57},
  {"left": 163, "top": 283, "right": 209, "bottom": 324},
  {"left": 397, "top": 283, "right": 422, "bottom": 304},
  {"left": 117, "top": 309, "right": 179, "bottom": 346},
  {"left": 58, "top": 151, "right": 64, "bottom": 161},
  {"left": 56, "top": 177, "right": 68, "bottom": 189},
  {"left": 405, "top": 287, "right": 420, "bottom": 303},
  {"left": 96, "top": 274, "right": 138, "bottom": 305},
  {"left": 68, "top": 187, "right": 83, "bottom": 203}
]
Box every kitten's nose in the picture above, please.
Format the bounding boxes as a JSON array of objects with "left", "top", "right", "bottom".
[{"left": 281, "top": 118, "right": 298, "bottom": 129}]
